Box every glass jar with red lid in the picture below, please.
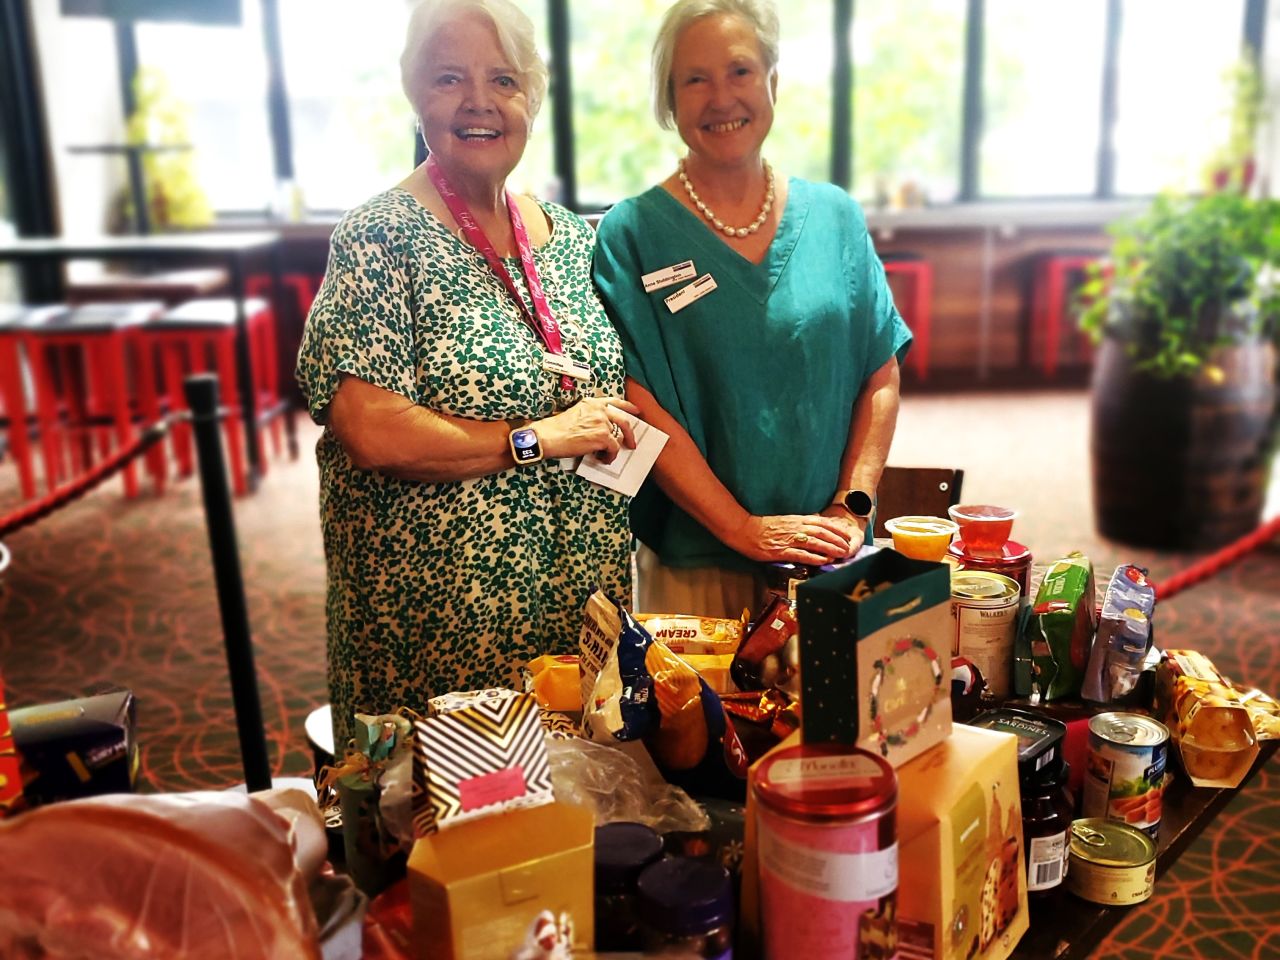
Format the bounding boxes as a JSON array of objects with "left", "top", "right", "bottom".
[
  {"left": 948, "top": 540, "right": 1033, "bottom": 601},
  {"left": 753, "top": 743, "right": 898, "bottom": 958}
]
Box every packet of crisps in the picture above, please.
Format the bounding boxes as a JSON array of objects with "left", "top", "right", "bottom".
[
  {"left": 1015, "top": 553, "right": 1096, "bottom": 702},
  {"left": 1155, "top": 649, "right": 1260, "bottom": 788},
  {"left": 579, "top": 591, "right": 748, "bottom": 799},
  {"left": 634, "top": 612, "right": 748, "bottom": 656}
]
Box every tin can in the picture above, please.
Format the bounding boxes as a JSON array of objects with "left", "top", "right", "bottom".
[
  {"left": 1081, "top": 713, "right": 1169, "bottom": 839},
  {"left": 948, "top": 540, "right": 1033, "bottom": 603},
  {"left": 950, "top": 572, "right": 1020, "bottom": 698},
  {"left": 754, "top": 743, "right": 898, "bottom": 959},
  {"left": 762, "top": 562, "right": 812, "bottom": 607},
  {"left": 1065, "top": 818, "right": 1156, "bottom": 905}
]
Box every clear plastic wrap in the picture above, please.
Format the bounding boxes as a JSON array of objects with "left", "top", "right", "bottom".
[
  {"left": 546, "top": 736, "right": 710, "bottom": 835},
  {"left": 0, "top": 788, "right": 327, "bottom": 959}
]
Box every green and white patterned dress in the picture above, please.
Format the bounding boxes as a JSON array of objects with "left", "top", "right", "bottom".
[{"left": 296, "top": 188, "right": 631, "bottom": 745}]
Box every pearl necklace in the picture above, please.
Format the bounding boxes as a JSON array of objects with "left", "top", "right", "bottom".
[{"left": 678, "top": 158, "right": 775, "bottom": 238}]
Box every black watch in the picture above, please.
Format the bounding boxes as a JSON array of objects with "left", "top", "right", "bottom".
[{"left": 839, "top": 489, "right": 874, "bottom": 519}]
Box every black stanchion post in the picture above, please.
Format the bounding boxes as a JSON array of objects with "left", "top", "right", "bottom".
[{"left": 184, "top": 373, "right": 273, "bottom": 791}]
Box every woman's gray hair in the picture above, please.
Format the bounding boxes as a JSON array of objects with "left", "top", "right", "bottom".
[
  {"left": 651, "top": 0, "right": 780, "bottom": 130},
  {"left": 400, "top": 0, "right": 549, "bottom": 121}
]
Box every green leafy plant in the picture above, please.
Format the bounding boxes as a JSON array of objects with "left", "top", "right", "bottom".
[
  {"left": 1078, "top": 191, "right": 1280, "bottom": 379},
  {"left": 122, "top": 67, "right": 213, "bottom": 229}
]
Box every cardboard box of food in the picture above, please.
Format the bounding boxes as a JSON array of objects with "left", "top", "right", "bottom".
[
  {"left": 796, "top": 549, "right": 953, "bottom": 767},
  {"left": 10, "top": 689, "right": 137, "bottom": 805},
  {"left": 408, "top": 800, "right": 594, "bottom": 960},
  {"left": 896, "top": 725, "right": 1028, "bottom": 960}
]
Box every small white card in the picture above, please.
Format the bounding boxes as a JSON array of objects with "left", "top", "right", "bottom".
[
  {"left": 642, "top": 259, "right": 697, "bottom": 293},
  {"left": 542, "top": 352, "right": 593, "bottom": 381},
  {"left": 575, "top": 409, "right": 669, "bottom": 498},
  {"left": 664, "top": 274, "right": 718, "bottom": 314}
]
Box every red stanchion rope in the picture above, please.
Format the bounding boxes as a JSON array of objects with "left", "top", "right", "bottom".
[
  {"left": 0, "top": 420, "right": 170, "bottom": 540},
  {"left": 1149, "top": 514, "right": 1280, "bottom": 602}
]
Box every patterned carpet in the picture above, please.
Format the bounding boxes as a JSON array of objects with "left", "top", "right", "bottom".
[{"left": 0, "top": 389, "right": 1276, "bottom": 959}]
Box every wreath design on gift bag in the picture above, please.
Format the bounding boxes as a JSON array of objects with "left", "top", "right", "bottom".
[{"left": 869, "top": 637, "right": 944, "bottom": 757}]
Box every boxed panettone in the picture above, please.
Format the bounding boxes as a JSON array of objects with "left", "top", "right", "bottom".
[
  {"left": 408, "top": 800, "right": 594, "bottom": 960},
  {"left": 895, "top": 725, "right": 1027, "bottom": 960}
]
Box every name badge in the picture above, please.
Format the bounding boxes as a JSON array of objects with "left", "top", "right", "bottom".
[
  {"left": 664, "top": 274, "right": 718, "bottom": 314},
  {"left": 542, "top": 352, "right": 593, "bottom": 380},
  {"left": 642, "top": 260, "right": 697, "bottom": 293}
]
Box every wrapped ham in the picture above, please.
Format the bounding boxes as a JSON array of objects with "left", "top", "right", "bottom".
[{"left": 0, "top": 787, "right": 326, "bottom": 959}]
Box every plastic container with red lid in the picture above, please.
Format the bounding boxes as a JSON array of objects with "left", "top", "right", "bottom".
[{"left": 753, "top": 743, "right": 898, "bottom": 957}]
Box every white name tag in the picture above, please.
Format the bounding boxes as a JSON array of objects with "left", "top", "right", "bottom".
[
  {"left": 542, "top": 352, "right": 593, "bottom": 380},
  {"left": 641, "top": 260, "right": 697, "bottom": 293},
  {"left": 664, "top": 274, "right": 718, "bottom": 314}
]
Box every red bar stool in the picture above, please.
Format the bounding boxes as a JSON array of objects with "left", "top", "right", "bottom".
[
  {"left": 247, "top": 272, "right": 318, "bottom": 321},
  {"left": 21, "top": 302, "right": 166, "bottom": 499},
  {"left": 1029, "top": 251, "right": 1109, "bottom": 378},
  {"left": 0, "top": 305, "right": 62, "bottom": 500},
  {"left": 881, "top": 253, "right": 933, "bottom": 380},
  {"left": 144, "top": 297, "right": 277, "bottom": 496}
]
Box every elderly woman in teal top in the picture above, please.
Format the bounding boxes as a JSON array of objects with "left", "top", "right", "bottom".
[
  {"left": 297, "top": 0, "right": 638, "bottom": 745},
  {"left": 593, "top": 0, "right": 911, "bottom": 618}
]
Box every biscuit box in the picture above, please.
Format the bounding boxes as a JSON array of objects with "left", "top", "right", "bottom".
[
  {"left": 10, "top": 689, "right": 137, "bottom": 805},
  {"left": 895, "top": 725, "right": 1028, "bottom": 960},
  {"left": 408, "top": 800, "right": 594, "bottom": 960},
  {"left": 796, "top": 549, "right": 953, "bottom": 767}
]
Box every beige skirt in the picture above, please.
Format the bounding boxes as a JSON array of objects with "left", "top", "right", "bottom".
[{"left": 634, "top": 543, "right": 764, "bottom": 619}]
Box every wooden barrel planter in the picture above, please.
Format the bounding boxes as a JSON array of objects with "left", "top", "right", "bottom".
[{"left": 1090, "top": 335, "right": 1277, "bottom": 549}]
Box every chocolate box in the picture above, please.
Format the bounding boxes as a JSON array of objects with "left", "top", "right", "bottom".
[{"left": 10, "top": 689, "right": 137, "bottom": 805}]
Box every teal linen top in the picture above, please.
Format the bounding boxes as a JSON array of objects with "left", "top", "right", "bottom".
[{"left": 592, "top": 178, "right": 912, "bottom": 572}]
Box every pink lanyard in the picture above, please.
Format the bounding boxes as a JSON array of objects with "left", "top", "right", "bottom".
[{"left": 426, "top": 157, "right": 572, "bottom": 390}]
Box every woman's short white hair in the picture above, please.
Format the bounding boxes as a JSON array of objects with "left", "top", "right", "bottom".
[
  {"left": 651, "top": 0, "right": 780, "bottom": 130},
  {"left": 400, "top": 0, "right": 549, "bottom": 121}
]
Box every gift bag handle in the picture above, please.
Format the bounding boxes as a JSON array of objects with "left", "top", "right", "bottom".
[{"left": 887, "top": 596, "right": 924, "bottom": 617}]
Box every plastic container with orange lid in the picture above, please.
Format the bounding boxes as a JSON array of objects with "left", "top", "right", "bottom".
[{"left": 883, "top": 515, "right": 958, "bottom": 561}]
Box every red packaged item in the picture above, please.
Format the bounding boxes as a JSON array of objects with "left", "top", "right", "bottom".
[
  {"left": 0, "top": 676, "right": 22, "bottom": 817},
  {"left": 730, "top": 596, "right": 800, "bottom": 694}
]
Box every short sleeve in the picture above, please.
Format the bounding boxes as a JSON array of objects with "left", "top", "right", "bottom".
[
  {"left": 860, "top": 232, "right": 913, "bottom": 375},
  {"left": 295, "top": 220, "right": 418, "bottom": 423}
]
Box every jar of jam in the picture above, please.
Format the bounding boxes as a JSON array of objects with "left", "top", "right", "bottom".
[
  {"left": 636, "top": 857, "right": 734, "bottom": 958},
  {"left": 1022, "top": 760, "right": 1074, "bottom": 896},
  {"left": 594, "top": 822, "right": 664, "bottom": 952},
  {"left": 762, "top": 562, "right": 811, "bottom": 608}
]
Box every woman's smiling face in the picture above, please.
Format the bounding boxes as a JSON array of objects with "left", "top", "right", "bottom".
[
  {"left": 417, "top": 11, "right": 531, "bottom": 187},
  {"left": 670, "top": 13, "right": 776, "bottom": 169}
]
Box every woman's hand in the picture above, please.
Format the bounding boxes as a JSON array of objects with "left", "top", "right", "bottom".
[
  {"left": 535, "top": 397, "right": 641, "bottom": 464},
  {"left": 728, "top": 514, "right": 855, "bottom": 564},
  {"left": 819, "top": 504, "right": 868, "bottom": 550}
]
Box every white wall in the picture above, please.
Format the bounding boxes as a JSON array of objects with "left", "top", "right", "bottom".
[
  {"left": 1262, "top": 2, "right": 1280, "bottom": 197},
  {"left": 29, "top": 0, "right": 125, "bottom": 235}
]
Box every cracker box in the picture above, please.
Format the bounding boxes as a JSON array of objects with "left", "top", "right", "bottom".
[
  {"left": 407, "top": 800, "right": 594, "bottom": 960},
  {"left": 796, "top": 549, "right": 953, "bottom": 766},
  {"left": 895, "top": 725, "right": 1028, "bottom": 960}
]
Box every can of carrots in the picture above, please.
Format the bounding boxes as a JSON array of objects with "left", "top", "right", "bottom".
[{"left": 1081, "top": 712, "right": 1169, "bottom": 839}]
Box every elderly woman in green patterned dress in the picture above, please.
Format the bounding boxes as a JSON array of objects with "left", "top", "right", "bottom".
[{"left": 297, "top": 0, "right": 638, "bottom": 745}]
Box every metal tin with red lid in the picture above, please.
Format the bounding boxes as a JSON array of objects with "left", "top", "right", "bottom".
[
  {"left": 949, "top": 539, "right": 1034, "bottom": 601},
  {"left": 753, "top": 744, "right": 898, "bottom": 957}
]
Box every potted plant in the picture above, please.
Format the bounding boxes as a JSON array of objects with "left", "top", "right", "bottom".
[{"left": 1078, "top": 189, "right": 1280, "bottom": 548}]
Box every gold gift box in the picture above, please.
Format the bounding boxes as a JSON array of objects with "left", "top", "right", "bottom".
[
  {"left": 896, "top": 725, "right": 1028, "bottom": 960},
  {"left": 408, "top": 800, "right": 595, "bottom": 960}
]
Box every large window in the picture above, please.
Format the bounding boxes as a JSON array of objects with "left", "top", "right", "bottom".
[
  {"left": 67, "top": 0, "right": 1264, "bottom": 217},
  {"left": 135, "top": 0, "right": 275, "bottom": 213},
  {"left": 1112, "top": 0, "right": 1248, "bottom": 195},
  {"left": 851, "top": 0, "right": 966, "bottom": 207},
  {"left": 981, "top": 0, "right": 1108, "bottom": 197}
]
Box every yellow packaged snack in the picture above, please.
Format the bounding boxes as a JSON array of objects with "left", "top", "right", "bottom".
[
  {"left": 634, "top": 612, "right": 748, "bottom": 656},
  {"left": 527, "top": 655, "right": 581, "bottom": 713},
  {"left": 1155, "top": 649, "right": 1260, "bottom": 787},
  {"left": 678, "top": 653, "right": 737, "bottom": 695},
  {"left": 644, "top": 643, "right": 709, "bottom": 771}
]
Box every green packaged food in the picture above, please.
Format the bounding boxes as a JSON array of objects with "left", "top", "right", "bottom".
[{"left": 1015, "top": 553, "right": 1097, "bottom": 701}]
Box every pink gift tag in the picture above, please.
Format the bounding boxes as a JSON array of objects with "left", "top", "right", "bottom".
[{"left": 458, "top": 766, "right": 527, "bottom": 812}]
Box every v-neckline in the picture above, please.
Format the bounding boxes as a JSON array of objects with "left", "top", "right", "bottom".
[{"left": 645, "top": 178, "right": 809, "bottom": 305}]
